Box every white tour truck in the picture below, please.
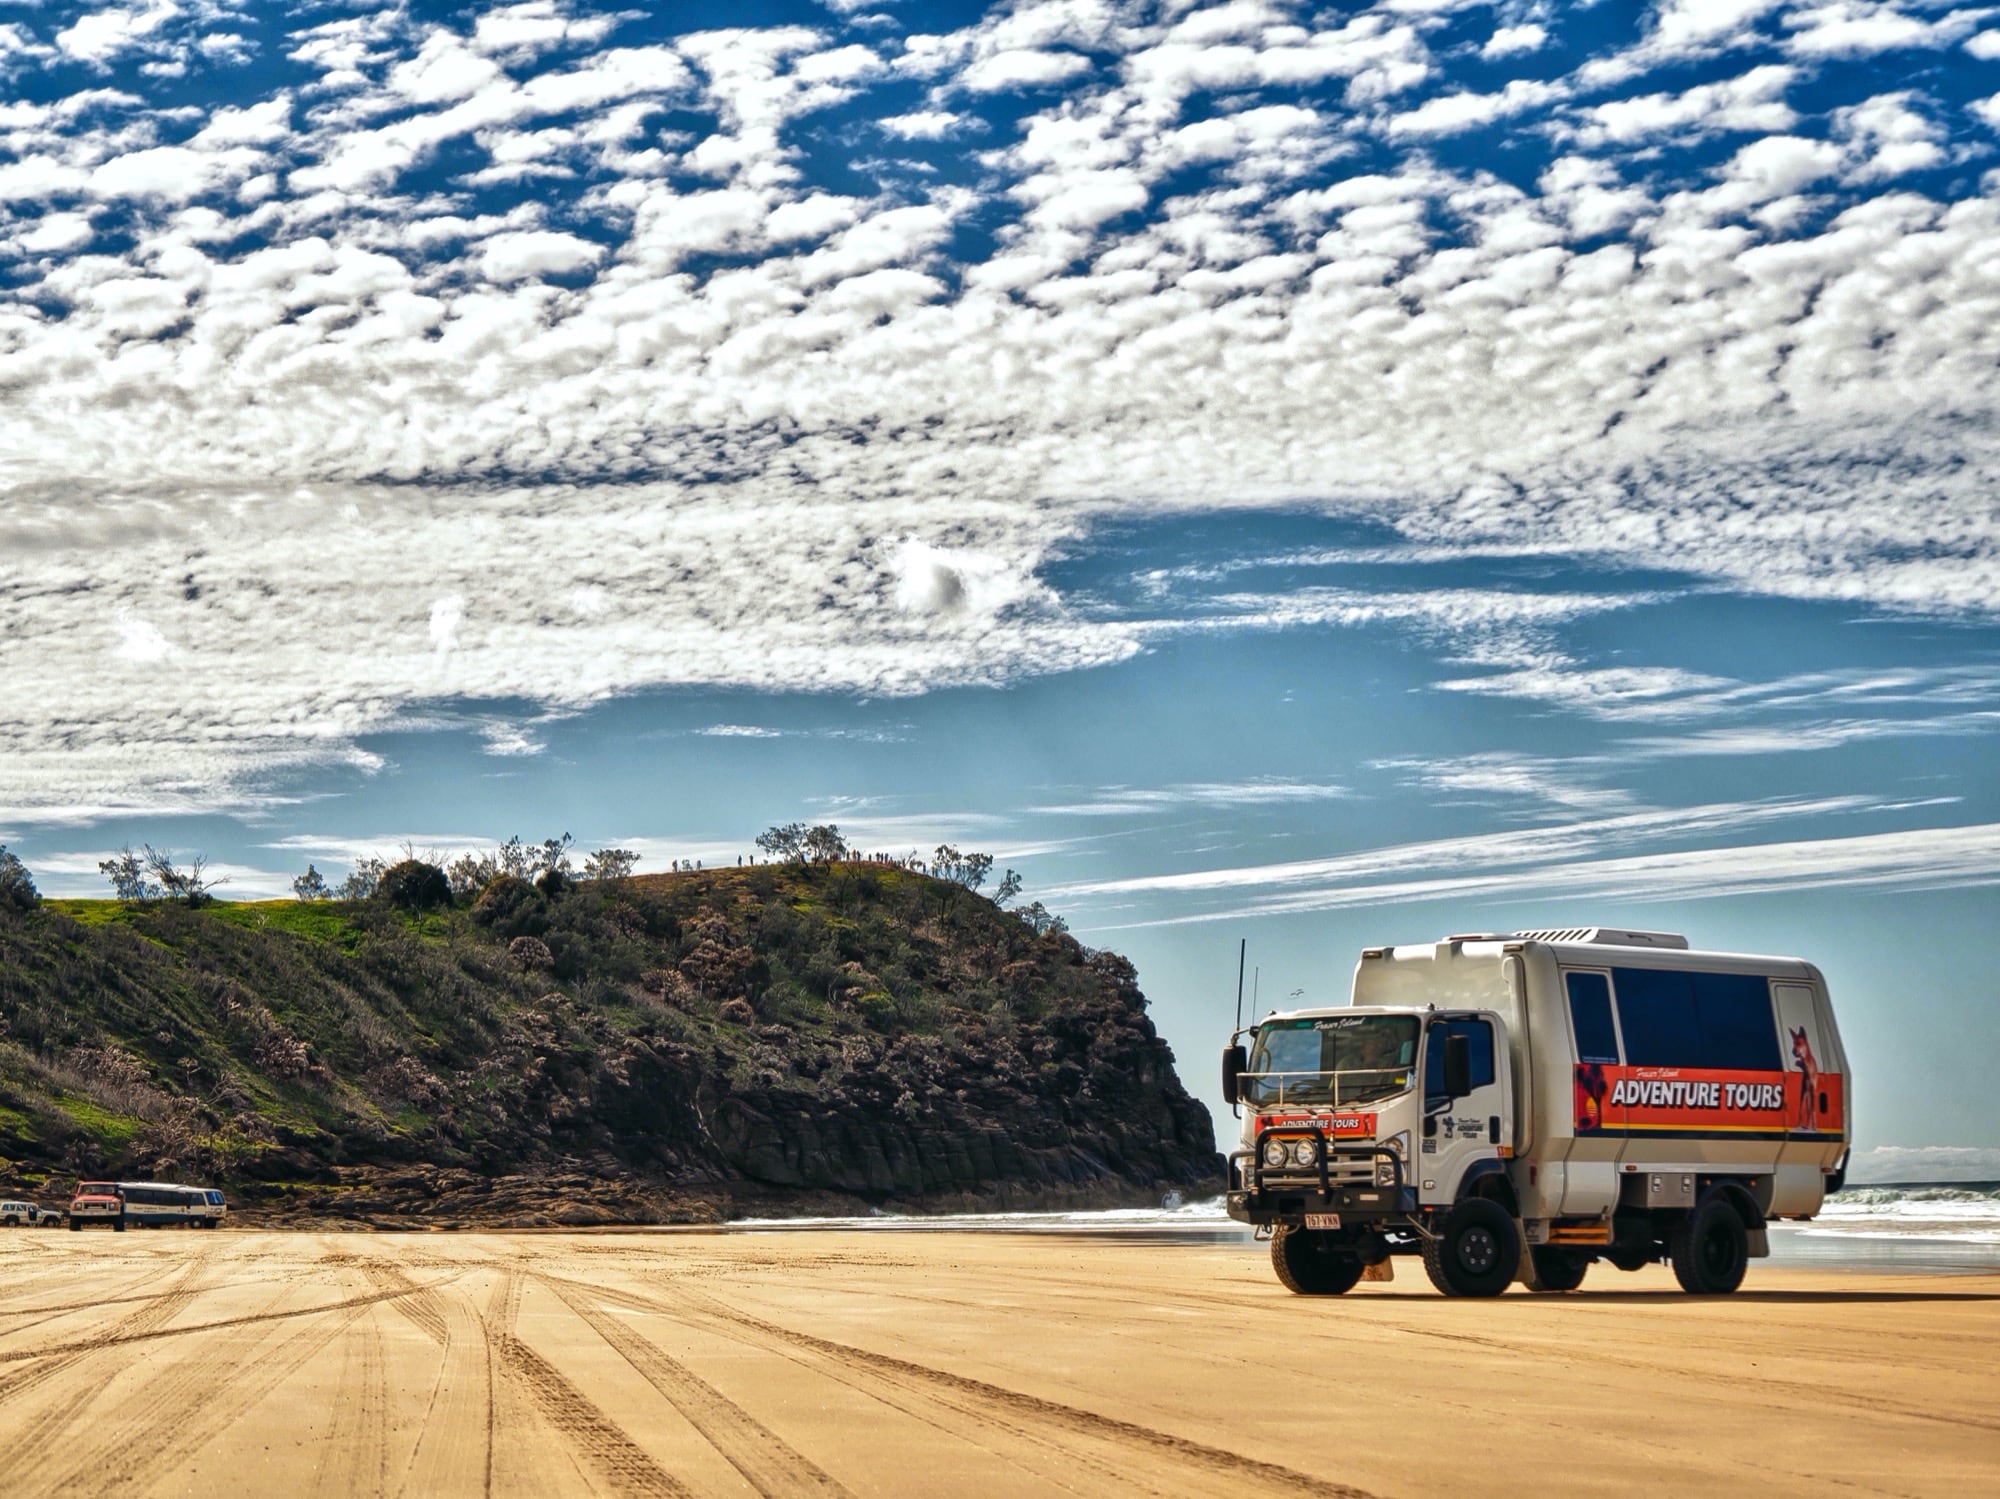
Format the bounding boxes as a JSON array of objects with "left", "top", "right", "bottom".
[{"left": 1221, "top": 929, "right": 1849, "bottom": 1297}]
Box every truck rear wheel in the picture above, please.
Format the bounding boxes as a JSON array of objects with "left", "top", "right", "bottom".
[
  {"left": 1271, "top": 1228, "right": 1365, "bottom": 1295},
  {"left": 1423, "top": 1198, "right": 1519, "bottom": 1298},
  {"left": 1670, "top": 1196, "right": 1748, "bottom": 1294}
]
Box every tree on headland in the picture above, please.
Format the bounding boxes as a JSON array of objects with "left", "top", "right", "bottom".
[
  {"left": 930, "top": 846, "right": 992, "bottom": 891},
  {"left": 143, "top": 846, "right": 224, "bottom": 906},
  {"left": 444, "top": 852, "right": 498, "bottom": 900},
  {"left": 755, "top": 823, "right": 807, "bottom": 862},
  {"left": 292, "top": 865, "right": 331, "bottom": 902},
  {"left": 583, "top": 848, "right": 639, "bottom": 882},
  {"left": 0, "top": 845, "right": 39, "bottom": 912},
  {"left": 1015, "top": 901, "right": 1067, "bottom": 937},
  {"left": 801, "top": 824, "right": 847, "bottom": 863},
  {"left": 375, "top": 859, "right": 451, "bottom": 911},
  {"left": 993, "top": 868, "right": 1022, "bottom": 907},
  {"left": 337, "top": 857, "right": 386, "bottom": 901},
  {"left": 533, "top": 833, "right": 575, "bottom": 895},
  {"left": 99, "top": 847, "right": 157, "bottom": 903}
]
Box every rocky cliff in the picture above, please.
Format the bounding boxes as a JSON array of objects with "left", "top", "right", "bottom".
[{"left": 0, "top": 864, "right": 1220, "bottom": 1225}]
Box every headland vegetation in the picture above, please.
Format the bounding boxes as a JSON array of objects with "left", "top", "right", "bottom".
[{"left": 0, "top": 837, "right": 1220, "bottom": 1225}]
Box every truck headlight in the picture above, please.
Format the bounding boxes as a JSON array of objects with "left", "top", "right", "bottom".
[
  {"left": 1262, "top": 1138, "right": 1290, "bottom": 1168},
  {"left": 1290, "top": 1138, "right": 1319, "bottom": 1168},
  {"left": 1376, "top": 1134, "right": 1409, "bottom": 1185}
]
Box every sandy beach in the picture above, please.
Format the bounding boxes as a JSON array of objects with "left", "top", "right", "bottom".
[{"left": 0, "top": 1228, "right": 1993, "bottom": 1498}]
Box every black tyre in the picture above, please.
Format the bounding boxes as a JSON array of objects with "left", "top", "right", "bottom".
[
  {"left": 1526, "top": 1247, "right": 1590, "bottom": 1292},
  {"left": 1671, "top": 1196, "right": 1748, "bottom": 1295},
  {"left": 114, "top": 1215, "right": 126, "bottom": 1233},
  {"left": 1271, "top": 1228, "right": 1366, "bottom": 1296},
  {"left": 69, "top": 1218, "right": 80, "bottom": 1232},
  {"left": 1422, "top": 1197, "right": 1520, "bottom": 1298}
]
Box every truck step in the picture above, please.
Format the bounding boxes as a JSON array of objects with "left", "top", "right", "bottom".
[{"left": 1546, "top": 1223, "right": 1613, "bottom": 1245}]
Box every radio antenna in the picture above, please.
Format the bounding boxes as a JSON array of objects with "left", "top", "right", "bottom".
[
  {"left": 1233, "top": 938, "right": 1246, "bottom": 1035},
  {"left": 1251, "top": 966, "right": 1260, "bottom": 1017}
]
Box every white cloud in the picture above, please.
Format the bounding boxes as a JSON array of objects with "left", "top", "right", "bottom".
[
  {"left": 962, "top": 48, "right": 1094, "bottom": 92},
  {"left": 56, "top": 2, "right": 186, "bottom": 68},
  {"left": 1571, "top": 65, "right": 1797, "bottom": 147},
  {"left": 879, "top": 110, "right": 968, "bottom": 139},
  {"left": 478, "top": 229, "right": 604, "bottom": 281},
  {"left": 1483, "top": 24, "right": 1547, "bottom": 59},
  {"left": 1969, "top": 30, "right": 2000, "bottom": 59},
  {"left": 0, "top": 1, "right": 1997, "bottom": 818},
  {"left": 697, "top": 724, "right": 784, "bottom": 738},
  {"left": 1064, "top": 814, "right": 2000, "bottom": 925},
  {"left": 1782, "top": 2, "right": 1992, "bottom": 60},
  {"left": 1030, "top": 780, "right": 1353, "bottom": 817},
  {"left": 112, "top": 614, "right": 176, "bottom": 663},
  {"left": 1387, "top": 78, "right": 1564, "bottom": 136}
]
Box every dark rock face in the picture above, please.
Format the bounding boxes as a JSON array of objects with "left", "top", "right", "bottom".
[{"left": 0, "top": 867, "right": 1221, "bottom": 1224}]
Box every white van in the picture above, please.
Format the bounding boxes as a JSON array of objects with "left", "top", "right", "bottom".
[
  {"left": 1, "top": 1199, "right": 58, "bottom": 1227},
  {"left": 1223, "top": 929, "right": 1849, "bottom": 1297}
]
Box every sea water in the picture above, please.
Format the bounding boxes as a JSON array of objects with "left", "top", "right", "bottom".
[{"left": 730, "top": 1182, "right": 2000, "bottom": 1270}]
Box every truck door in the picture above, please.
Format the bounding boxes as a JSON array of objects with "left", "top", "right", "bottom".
[
  {"left": 1559, "top": 970, "right": 1626, "bottom": 1215},
  {"left": 1420, "top": 1015, "right": 1510, "bottom": 1205}
]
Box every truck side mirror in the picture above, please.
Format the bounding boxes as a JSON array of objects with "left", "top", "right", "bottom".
[
  {"left": 1443, "top": 1033, "right": 1472, "bottom": 1100},
  {"left": 1221, "top": 1044, "right": 1247, "bottom": 1106}
]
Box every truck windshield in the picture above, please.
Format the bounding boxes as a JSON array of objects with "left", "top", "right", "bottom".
[{"left": 1243, "top": 1015, "right": 1419, "bottom": 1107}]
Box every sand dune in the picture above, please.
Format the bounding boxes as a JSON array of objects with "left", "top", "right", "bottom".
[{"left": 0, "top": 1229, "right": 1993, "bottom": 1496}]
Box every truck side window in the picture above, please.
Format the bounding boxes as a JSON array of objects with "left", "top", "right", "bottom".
[
  {"left": 1613, "top": 967, "right": 1783, "bottom": 1070},
  {"left": 1565, "top": 972, "right": 1620, "bottom": 1063},
  {"left": 1423, "top": 1019, "right": 1495, "bottom": 1102},
  {"left": 1690, "top": 972, "right": 1782, "bottom": 1071}
]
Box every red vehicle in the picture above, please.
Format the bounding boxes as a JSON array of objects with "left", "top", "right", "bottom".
[{"left": 68, "top": 1182, "right": 125, "bottom": 1230}]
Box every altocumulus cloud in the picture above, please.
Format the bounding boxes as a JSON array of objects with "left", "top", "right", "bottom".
[{"left": 3, "top": 0, "right": 2000, "bottom": 816}]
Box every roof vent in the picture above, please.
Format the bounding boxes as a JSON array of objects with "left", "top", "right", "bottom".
[{"left": 1508, "top": 928, "right": 1689, "bottom": 950}]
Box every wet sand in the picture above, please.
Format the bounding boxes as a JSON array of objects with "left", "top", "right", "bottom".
[{"left": 0, "top": 1229, "right": 1993, "bottom": 1497}]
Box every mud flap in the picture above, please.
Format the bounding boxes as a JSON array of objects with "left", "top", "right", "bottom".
[
  {"left": 1362, "top": 1260, "right": 1395, "bottom": 1282},
  {"left": 1746, "top": 1228, "right": 1770, "bottom": 1259}
]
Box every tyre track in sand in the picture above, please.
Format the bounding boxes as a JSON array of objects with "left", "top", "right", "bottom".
[
  {"left": 0, "top": 1251, "right": 215, "bottom": 1459},
  {"left": 483, "top": 1270, "right": 691, "bottom": 1499},
  {"left": 533, "top": 1269, "right": 1374, "bottom": 1499},
  {"left": 308, "top": 1274, "right": 393, "bottom": 1499},
  {"left": 550, "top": 1278, "right": 1156, "bottom": 1499},
  {"left": 542, "top": 1275, "right": 851, "bottom": 1498},
  {"left": 663, "top": 1283, "right": 1380, "bottom": 1499},
  {"left": 29, "top": 1282, "right": 377, "bottom": 1493}
]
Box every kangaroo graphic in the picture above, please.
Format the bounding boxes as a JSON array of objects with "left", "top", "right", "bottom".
[{"left": 1790, "top": 1027, "right": 1820, "bottom": 1132}]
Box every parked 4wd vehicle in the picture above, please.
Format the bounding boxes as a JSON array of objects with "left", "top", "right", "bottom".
[
  {"left": 1224, "top": 928, "right": 1849, "bottom": 1298},
  {"left": 1, "top": 1199, "right": 56, "bottom": 1227},
  {"left": 68, "top": 1182, "right": 125, "bottom": 1230}
]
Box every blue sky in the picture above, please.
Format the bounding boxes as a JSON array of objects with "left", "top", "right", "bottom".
[{"left": 2, "top": 1, "right": 1998, "bottom": 1177}]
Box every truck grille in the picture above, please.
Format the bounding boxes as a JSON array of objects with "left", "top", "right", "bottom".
[{"left": 1261, "top": 1153, "right": 1380, "bottom": 1187}]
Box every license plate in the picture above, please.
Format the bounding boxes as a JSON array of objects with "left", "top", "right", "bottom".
[{"left": 1304, "top": 1213, "right": 1341, "bottom": 1230}]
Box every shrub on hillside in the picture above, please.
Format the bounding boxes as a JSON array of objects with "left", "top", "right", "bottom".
[
  {"left": 508, "top": 935, "right": 555, "bottom": 971},
  {"left": 0, "top": 845, "right": 38, "bottom": 912},
  {"left": 375, "top": 859, "right": 452, "bottom": 911},
  {"left": 472, "top": 874, "right": 544, "bottom": 934}
]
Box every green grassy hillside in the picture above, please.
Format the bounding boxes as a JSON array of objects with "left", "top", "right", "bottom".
[{"left": 0, "top": 864, "right": 1219, "bottom": 1224}]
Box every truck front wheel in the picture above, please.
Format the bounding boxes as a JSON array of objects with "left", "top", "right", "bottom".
[
  {"left": 1423, "top": 1198, "right": 1519, "bottom": 1298},
  {"left": 1670, "top": 1197, "right": 1747, "bottom": 1294},
  {"left": 1271, "top": 1228, "right": 1365, "bottom": 1295}
]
